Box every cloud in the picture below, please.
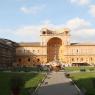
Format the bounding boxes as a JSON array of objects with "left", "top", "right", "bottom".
[
  {"left": 0, "top": 18, "right": 95, "bottom": 43},
  {"left": 71, "top": 28, "right": 95, "bottom": 42},
  {"left": 70, "top": 0, "right": 90, "bottom": 5},
  {"left": 20, "top": 5, "right": 46, "bottom": 14},
  {"left": 89, "top": 5, "right": 95, "bottom": 17},
  {"left": 13, "top": 20, "right": 64, "bottom": 42},
  {"left": 70, "top": 0, "right": 95, "bottom": 18},
  {"left": 0, "top": 28, "right": 16, "bottom": 41},
  {"left": 14, "top": 25, "right": 41, "bottom": 42},
  {"left": 64, "top": 17, "right": 95, "bottom": 42},
  {"left": 65, "top": 17, "right": 91, "bottom": 30},
  {"left": 0, "top": 20, "right": 64, "bottom": 42},
  {"left": 0, "top": 26, "right": 41, "bottom": 42}
]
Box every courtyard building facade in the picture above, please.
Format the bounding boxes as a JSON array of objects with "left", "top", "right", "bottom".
[
  {"left": 16, "top": 28, "right": 95, "bottom": 67},
  {"left": 0, "top": 39, "right": 17, "bottom": 68}
]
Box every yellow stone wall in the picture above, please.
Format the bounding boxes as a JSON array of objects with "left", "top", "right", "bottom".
[
  {"left": 63, "top": 45, "right": 95, "bottom": 66},
  {"left": 16, "top": 44, "right": 95, "bottom": 66},
  {"left": 16, "top": 28, "right": 95, "bottom": 66},
  {"left": 16, "top": 46, "right": 47, "bottom": 67}
]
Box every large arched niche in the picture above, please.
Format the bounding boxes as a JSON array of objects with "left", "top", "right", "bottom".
[{"left": 47, "top": 37, "right": 62, "bottom": 62}]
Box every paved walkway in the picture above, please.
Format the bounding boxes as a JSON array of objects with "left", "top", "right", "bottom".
[{"left": 38, "top": 71, "right": 79, "bottom": 95}]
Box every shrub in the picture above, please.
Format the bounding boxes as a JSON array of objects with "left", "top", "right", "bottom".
[
  {"left": 92, "top": 78, "right": 95, "bottom": 88},
  {"left": 80, "top": 68, "right": 86, "bottom": 72},
  {"left": 65, "top": 73, "right": 70, "bottom": 78},
  {"left": 89, "top": 68, "right": 94, "bottom": 71}
]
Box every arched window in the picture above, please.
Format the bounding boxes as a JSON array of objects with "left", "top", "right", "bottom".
[
  {"left": 23, "top": 49, "right": 26, "bottom": 53},
  {"left": 81, "top": 58, "right": 83, "bottom": 61},
  {"left": 33, "top": 50, "right": 35, "bottom": 53},
  {"left": 28, "top": 58, "right": 30, "bottom": 62},
  {"left": 65, "top": 31, "right": 69, "bottom": 35},
  {"left": 91, "top": 57, "right": 93, "bottom": 61},
  {"left": 72, "top": 58, "right": 74, "bottom": 61},
  {"left": 43, "top": 31, "right": 46, "bottom": 34},
  {"left": 38, "top": 50, "right": 39, "bottom": 53},
  {"left": 37, "top": 58, "right": 40, "bottom": 62},
  {"left": 77, "top": 49, "right": 78, "bottom": 53},
  {"left": 19, "top": 58, "right": 21, "bottom": 62}
]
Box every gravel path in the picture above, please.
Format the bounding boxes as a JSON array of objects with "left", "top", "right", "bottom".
[{"left": 38, "top": 71, "right": 79, "bottom": 95}]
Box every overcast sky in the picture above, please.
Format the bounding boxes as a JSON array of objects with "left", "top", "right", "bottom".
[{"left": 0, "top": 0, "right": 95, "bottom": 43}]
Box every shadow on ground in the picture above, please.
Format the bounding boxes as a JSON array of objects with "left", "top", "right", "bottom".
[
  {"left": 71, "top": 77, "right": 95, "bottom": 95},
  {"left": 0, "top": 72, "right": 41, "bottom": 95},
  {"left": 38, "top": 80, "right": 78, "bottom": 95}
]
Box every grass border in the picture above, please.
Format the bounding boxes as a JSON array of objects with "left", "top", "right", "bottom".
[{"left": 32, "top": 72, "right": 48, "bottom": 95}]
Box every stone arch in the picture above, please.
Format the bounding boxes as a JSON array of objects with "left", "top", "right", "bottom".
[{"left": 47, "top": 37, "right": 62, "bottom": 62}]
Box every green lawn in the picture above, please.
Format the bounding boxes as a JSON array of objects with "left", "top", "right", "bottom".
[
  {"left": 0, "top": 72, "right": 45, "bottom": 95},
  {"left": 64, "top": 66, "right": 80, "bottom": 71},
  {"left": 64, "top": 66, "right": 95, "bottom": 71},
  {"left": 70, "top": 72, "right": 95, "bottom": 95}
]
